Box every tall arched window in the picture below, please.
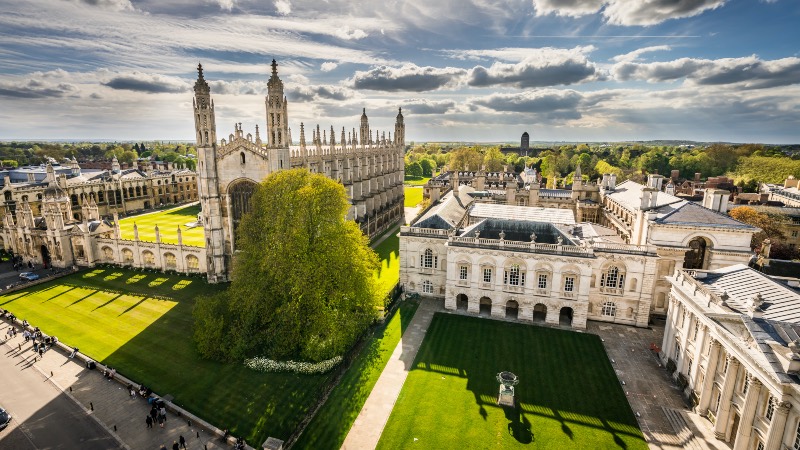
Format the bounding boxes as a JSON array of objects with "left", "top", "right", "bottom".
[
  {"left": 240, "top": 152, "right": 246, "bottom": 165},
  {"left": 229, "top": 180, "right": 259, "bottom": 247},
  {"left": 504, "top": 264, "right": 524, "bottom": 286},
  {"left": 420, "top": 248, "right": 437, "bottom": 268},
  {"left": 601, "top": 266, "right": 625, "bottom": 291},
  {"left": 602, "top": 301, "right": 616, "bottom": 317}
]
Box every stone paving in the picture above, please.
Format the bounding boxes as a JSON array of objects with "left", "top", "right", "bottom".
[
  {"left": 1, "top": 321, "right": 233, "bottom": 450},
  {"left": 340, "top": 298, "right": 437, "bottom": 450}
]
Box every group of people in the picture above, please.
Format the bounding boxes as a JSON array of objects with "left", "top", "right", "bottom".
[
  {"left": 102, "top": 366, "right": 116, "bottom": 381},
  {"left": 157, "top": 436, "right": 187, "bottom": 450},
  {"left": 9, "top": 254, "right": 32, "bottom": 272},
  {"left": 1, "top": 312, "right": 57, "bottom": 360}
]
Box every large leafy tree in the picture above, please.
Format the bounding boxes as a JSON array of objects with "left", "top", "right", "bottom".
[
  {"left": 729, "top": 206, "right": 800, "bottom": 260},
  {"left": 194, "top": 168, "right": 382, "bottom": 362}
]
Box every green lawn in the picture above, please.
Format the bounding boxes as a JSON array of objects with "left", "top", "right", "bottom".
[
  {"left": 294, "top": 299, "right": 420, "bottom": 449},
  {"left": 377, "top": 314, "right": 648, "bottom": 450},
  {"left": 119, "top": 204, "right": 205, "bottom": 247},
  {"left": 0, "top": 268, "right": 329, "bottom": 443},
  {"left": 404, "top": 176, "right": 430, "bottom": 186},
  {"left": 372, "top": 228, "right": 400, "bottom": 297},
  {"left": 404, "top": 187, "right": 423, "bottom": 207}
]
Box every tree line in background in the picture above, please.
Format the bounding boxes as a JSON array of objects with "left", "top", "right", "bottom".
[
  {"left": 0, "top": 141, "right": 197, "bottom": 170},
  {"left": 404, "top": 142, "right": 800, "bottom": 190}
]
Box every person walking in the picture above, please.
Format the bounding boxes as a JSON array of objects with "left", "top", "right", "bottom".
[
  {"left": 157, "top": 413, "right": 164, "bottom": 428},
  {"left": 159, "top": 405, "right": 167, "bottom": 423},
  {"left": 178, "top": 435, "right": 186, "bottom": 449},
  {"left": 172, "top": 441, "right": 179, "bottom": 450},
  {"left": 146, "top": 415, "right": 153, "bottom": 429}
]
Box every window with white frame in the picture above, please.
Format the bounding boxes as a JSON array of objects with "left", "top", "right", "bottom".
[
  {"left": 715, "top": 392, "right": 721, "bottom": 413},
  {"left": 459, "top": 265, "right": 468, "bottom": 280},
  {"left": 601, "top": 301, "right": 616, "bottom": 317},
  {"left": 766, "top": 396, "right": 775, "bottom": 421},
  {"left": 538, "top": 274, "right": 548, "bottom": 289},
  {"left": 483, "top": 267, "right": 492, "bottom": 283},
  {"left": 600, "top": 266, "right": 625, "bottom": 289},
  {"left": 422, "top": 280, "right": 433, "bottom": 294},
  {"left": 420, "top": 249, "right": 437, "bottom": 269},
  {"left": 691, "top": 320, "right": 699, "bottom": 342},
  {"left": 564, "top": 276, "right": 575, "bottom": 292},
  {"left": 793, "top": 420, "right": 800, "bottom": 450},
  {"left": 743, "top": 376, "right": 750, "bottom": 395},
  {"left": 675, "top": 341, "right": 681, "bottom": 361},
  {"left": 505, "top": 264, "right": 522, "bottom": 286},
  {"left": 686, "top": 358, "right": 692, "bottom": 377},
  {"left": 757, "top": 441, "right": 765, "bottom": 450},
  {"left": 723, "top": 357, "right": 730, "bottom": 374}
]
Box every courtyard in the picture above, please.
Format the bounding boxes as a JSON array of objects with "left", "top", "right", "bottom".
[
  {"left": 118, "top": 203, "right": 205, "bottom": 247},
  {"left": 376, "top": 313, "right": 649, "bottom": 449},
  {"left": 0, "top": 268, "right": 329, "bottom": 444}
]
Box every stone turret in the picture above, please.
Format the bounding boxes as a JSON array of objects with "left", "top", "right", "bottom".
[
  {"left": 394, "top": 107, "right": 405, "bottom": 147},
  {"left": 360, "top": 108, "right": 369, "bottom": 146}
]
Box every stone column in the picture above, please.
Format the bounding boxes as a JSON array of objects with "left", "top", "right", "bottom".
[
  {"left": 714, "top": 357, "right": 740, "bottom": 439},
  {"left": 765, "top": 401, "right": 791, "bottom": 450},
  {"left": 732, "top": 377, "right": 762, "bottom": 450},
  {"left": 697, "top": 340, "right": 722, "bottom": 416},
  {"left": 661, "top": 295, "right": 679, "bottom": 364}
]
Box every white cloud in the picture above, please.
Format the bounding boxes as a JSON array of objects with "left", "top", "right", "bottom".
[
  {"left": 611, "top": 45, "right": 671, "bottom": 63},
  {"left": 334, "top": 26, "right": 368, "bottom": 40},
  {"left": 320, "top": 62, "right": 338, "bottom": 72},
  {"left": 467, "top": 47, "right": 603, "bottom": 88},
  {"left": 350, "top": 64, "right": 466, "bottom": 92},
  {"left": 532, "top": 0, "right": 728, "bottom": 26},
  {"left": 274, "top": 0, "right": 291, "bottom": 16},
  {"left": 612, "top": 55, "right": 800, "bottom": 89},
  {"left": 444, "top": 45, "right": 596, "bottom": 62},
  {"left": 217, "top": 0, "right": 235, "bottom": 12},
  {"left": 70, "top": 0, "right": 134, "bottom": 11}
]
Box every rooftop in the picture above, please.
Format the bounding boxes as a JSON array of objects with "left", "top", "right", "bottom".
[{"left": 469, "top": 203, "right": 575, "bottom": 225}]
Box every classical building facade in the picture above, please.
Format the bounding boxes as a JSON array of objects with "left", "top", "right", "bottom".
[
  {"left": 0, "top": 176, "right": 205, "bottom": 274},
  {"left": 404, "top": 172, "right": 759, "bottom": 326},
  {"left": 663, "top": 265, "right": 800, "bottom": 450},
  {"left": 193, "top": 61, "right": 405, "bottom": 282},
  {"left": 0, "top": 158, "right": 197, "bottom": 221}
]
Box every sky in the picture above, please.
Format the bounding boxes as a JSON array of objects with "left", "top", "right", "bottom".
[{"left": 0, "top": 0, "right": 799, "bottom": 144}]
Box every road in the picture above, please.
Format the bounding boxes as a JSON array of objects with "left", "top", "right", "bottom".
[{"left": 0, "top": 340, "right": 121, "bottom": 450}]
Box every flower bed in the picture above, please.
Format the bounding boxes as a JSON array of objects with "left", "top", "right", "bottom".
[{"left": 245, "top": 356, "right": 343, "bottom": 375}]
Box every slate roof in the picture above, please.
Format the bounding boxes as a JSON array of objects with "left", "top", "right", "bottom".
[
  {"left": 460, "top": 218, "right": 575, "bottom": 245},
  {"left": 469, "top": 203, "right": 575, "bottom": 225},
  {"left": 605, "top": 180, "right": 684, "bottom": 213},
  {"left": 539, "top": 189, "right": 571, "bottom": 199},
  {"left": 698, "top": 264, "right": 800, "bottom": 323},
  {"left": 412, "top": 187, "right": 473, "bottom": 229},
  {"left": 657, "top": 202, "right": 757, "bottom": 229}
]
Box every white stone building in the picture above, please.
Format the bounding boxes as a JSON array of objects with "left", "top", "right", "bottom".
[
  {"left": 663, "top": 265, "right": 800, "bottom": 450},
  {"left": 401, "top": 174, "right": 760, "bottom": 328},
  {"left": 193, "top": 61, "right": 406, "bottom": 282}
]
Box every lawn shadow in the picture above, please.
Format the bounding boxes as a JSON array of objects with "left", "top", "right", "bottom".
[
  {"left": 408, "top": 313, "right": 646, "bottom": 448},
  {"left": 68, "top": 289, "right": 99, "bottom": 307},
  {"left": 43, "top": 286, "right": 79, "bottom": 302},
  {"left": 118, "top": 297, "right": 148, "bottom": 316},
  {"left": 165, "top": 204, "right": 200, "bottom": 216},
  {"left": 92, "top": 294, "right": 124, "bottom": 311}
]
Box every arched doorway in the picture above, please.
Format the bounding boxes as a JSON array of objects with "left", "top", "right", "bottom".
[
  {"left": 506, "top": 300, "right": 519, "bottom": 319},
  {"left": 533, "top": 303, "right": 547, "bottom": 323},
  {"left": 228, "top": 179, "right": 259, "bottom": 248},
  {"left": 479, "top": 297, "right": 492, "bottom": 316},
  {"left": 560, "top": 307, "right": 573, "bottom": 327},
  {"left": 456, "top": 294, "right": 468, "bottom": 311},
  {"left": 40, "top": 245, "right": 50, "bottom": 268},
  {"left": 684, "top": 237, "right": 709, "bottom": 270}
]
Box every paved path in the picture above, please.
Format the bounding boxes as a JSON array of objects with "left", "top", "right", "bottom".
[
  {"left": 1, "top": 323, "right": 231, "bottom": 450},
  {"left": 0, "top": 339, "right": 119, "bottom": 450},
  {"left": 340, "top": 299, "right": 437, "bottom": 450}
]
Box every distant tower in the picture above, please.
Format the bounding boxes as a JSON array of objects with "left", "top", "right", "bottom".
[
  {"left": 521, "top": 132, "right": 530, "bottom": 156},
  {"left": 394, "top": 107, "right": 405, "bottom": 147},
  {"left": 360, "top": 109, "right": 370, "bottom": 146},
  {"left": 193, "top": 63, "right": 227, "bottom": 283},
  {"left": 265, "top": 59, "right": 290, "bottom": 172},
  {"left": 111, "top": 155, "right": 121, "bottom": 173}
]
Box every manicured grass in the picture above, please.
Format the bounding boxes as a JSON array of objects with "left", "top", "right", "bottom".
[
  {"left": 119, "top": 204, "right": 205, "bottom": 247},
  {"left": 372, "top": 228, "right": 400, "bottom": 297},
  {"left": 0, "top": 268, "right": 329, "bottom": 443},
  {"left": 404, "top": 186, "right": 423, "bottom": 207},
  {"left": 377, "top": 314, "right": 648, "bottom": 450},
  {"left": 294, "top": 299, "right": 420, "bottom": 449},
  {"left": 404, "top": 176, "right": 430, "bottom": 186}
]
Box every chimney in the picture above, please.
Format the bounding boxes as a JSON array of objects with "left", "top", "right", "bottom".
[
  {"left": 452, "top": 171, "right": 460, "bottom": 199},
  {"left": 694, "top": 173, "right": 701, "bottom": 182},
  {"left": 670, "top": 169, "right": 679, "bottom": 180},
  {"left": 601, "top": 173, "right": 610, "bottom": 190},
  {"left": 608, "top": 173, "right": 617, "bottom": 190},
  {"left": 703, "top": 189, "right": 729, "bottom": 213}
]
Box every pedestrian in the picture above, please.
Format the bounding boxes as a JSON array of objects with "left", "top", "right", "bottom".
[
  {"left": 172, "top": 441, "right": 179, "bottom": 450},
  {"left": 38, "top": 347, "right": 43, "bottom": 358},
  {"left": 69, "top": 347, "right": 78, "bottom": 358},
  {"left": 158, "top": 414, "right": 164, "bottom": 428},
  {"left": 150, "top": 406, "right": 158, "bottom": 421},
  {"left": 146, "top": 415, "right": 153, "bottom": 429},
  {"left": 179, "top": 435, "right": 186, "bottom": 449},
  {"left": 160, "top": 445, "right": 167, "bottom": 450}
]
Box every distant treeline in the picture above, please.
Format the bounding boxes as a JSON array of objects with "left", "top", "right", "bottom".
[{"left": 0, "top": 141, "right": 197, "bottom": 170}]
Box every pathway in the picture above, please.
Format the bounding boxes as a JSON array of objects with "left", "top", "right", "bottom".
[
  {"left": 0, "top": 322, "right": 232, "bottom": 450},
  {"left": 340, "top": 299, "right": 438, "bottom": 450}
]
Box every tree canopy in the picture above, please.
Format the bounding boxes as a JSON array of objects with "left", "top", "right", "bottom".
[
  {"left": 729, "top": 206, "right": 800, "bottom": 260},
  {"left": 193, "top": 168, "right": 382, "bottom": 362}
]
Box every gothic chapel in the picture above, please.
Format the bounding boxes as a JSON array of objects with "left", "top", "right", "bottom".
[{"left": 193, "top": 60, "right": 406, "bottom": 282}]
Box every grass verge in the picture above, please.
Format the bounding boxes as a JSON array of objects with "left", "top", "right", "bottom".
[
  {"left": 119, "top": 204, "right": 204, "bottom": 246},
  {"left": 293, "top": 299, "right": 420, "bottom": 449}
]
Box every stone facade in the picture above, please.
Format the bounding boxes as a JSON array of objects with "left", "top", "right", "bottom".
[
  {"left": 663, "top": 266, "right": 800, "bottom": 450},
  {"left": 403, "top": 173, "right": 759, "bottom": 328},
  {"left": 193, "top": 61, "right": 406, "bottom": 283},
  {"left": 0, "top": 158, "right": 198, "bottom": 221},
  {"left": 0, "top": 179, "right": 205, "bottom": 274}
]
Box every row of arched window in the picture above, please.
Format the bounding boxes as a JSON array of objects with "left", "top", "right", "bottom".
[{"left": 106, "top": 247, "right": 200, "bottom": 271}]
